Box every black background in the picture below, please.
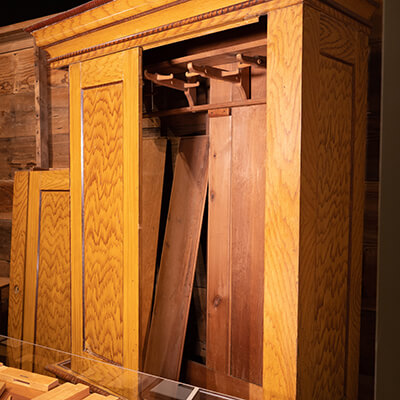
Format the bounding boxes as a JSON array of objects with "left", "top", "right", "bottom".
[{"left": 1, "top": 0, "right": 86, "bottom": 27}]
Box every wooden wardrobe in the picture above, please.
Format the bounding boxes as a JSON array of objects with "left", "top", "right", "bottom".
[{"left": 21, "top": 0, "right": 378, "bottom": 399}]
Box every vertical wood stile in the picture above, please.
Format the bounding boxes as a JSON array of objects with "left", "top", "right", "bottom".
[
  {"left": 123, "top": 47, "right": 142, "bottom": 370},
  {"left": 34, "top": 46, "right": 49, "bottom": 169},
  {"left": 8, "top": 171, "right": 29, "bottom": 343},
  {"left": 345, "top": 29, "right": 368, "bottom": 400},
  {"left": 22, "top": 172, "right": 41, "bottom": 346},
  {"left": 264, "top": 4, "right": 303, "bottom": 399},
  {"left": 69, "top": 62, "right": 83, "bottom": 360},
  {"left": 298, "top": 5, "right": 319, "bottom": 400}
]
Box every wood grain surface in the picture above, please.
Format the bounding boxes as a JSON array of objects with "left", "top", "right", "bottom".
[
  {"left": 71, "top": 48, "right": 142, "bottom": 372},
  {"left": 206, "top": 67, "right": 233, "bottom": 375},
  {"left": 263, "top": 4, "right": 303, "bottom": 399},
  {"left": 0, "top": 48, "right": 35, "bottom": 95},
  {"left": 9, "top": 170, "right": 71, "bottom": 372},
  {"left": 207, "top": 115, "right": 232, "bottom": 375},
  {"left": 140, "top": 137, "right": 167, "bottom": 364},
  {"left": 83, "top": 83, "right": 124, "bottom": 365},
  {"left": 297, "top": 5, "right": 320, "bottom": 400},
  {"left": 313, "top": 55, "right": 352, "bottom": 400},
  {"left": 0, "top": 181, "right": 13, "bottom": 219},
  {"left": 346, "top": 30, "right": 368, "bottom": 400},
  {"left": 32, "top": 383, "right": 89, "bottom": 400},
  {"left": 230, "top": 104, "right": 265, "bottom": 385},
  {"left": 144, "top": 136, "right": 209, "bottom": 380},
  {"left": 34, "top": 191, "right": 71, "bottom": 374},
  {"left": 8, "top": 172, "right": 29, "bottom": 341},
  {"left": 22, "top": 171, "right": 41, "bottom": 352}
]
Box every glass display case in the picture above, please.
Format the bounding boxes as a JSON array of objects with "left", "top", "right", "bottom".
[{"left": 0, "top": 335, "right": 237, "bottom": 400}]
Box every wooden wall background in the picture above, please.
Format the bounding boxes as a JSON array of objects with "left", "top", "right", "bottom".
[
  {"left": 0, "top": 17, "right": 69, "bottom": 282},
  {"left": 0, "top": 5, "right": 382, "bottom": 398}
]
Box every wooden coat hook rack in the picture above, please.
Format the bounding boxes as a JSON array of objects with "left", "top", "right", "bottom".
[
  {"left": 144, "top": 70, "right": 199, "bottom": 107},
  {"left": 186, "top": 61, "right": 250, "bottom": 100}
]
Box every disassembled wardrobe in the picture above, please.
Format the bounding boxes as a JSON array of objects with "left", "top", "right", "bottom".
[{"left": 7, "top": 1, "right": 378, "bottom": 399}]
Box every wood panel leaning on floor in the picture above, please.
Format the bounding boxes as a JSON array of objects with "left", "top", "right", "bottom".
[{"left": 25, "top": 0, "right": 376, "bottom": 399}]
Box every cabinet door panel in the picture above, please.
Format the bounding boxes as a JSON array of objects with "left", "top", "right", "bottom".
[
  {"left": 70, "top": 48, "right": 142, "bottom": 370},
  {"left": 19, "top": 170, "right": 71, "bottom": 372}
]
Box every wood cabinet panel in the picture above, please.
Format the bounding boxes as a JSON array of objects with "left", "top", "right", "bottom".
[
  {"left": 313, "top": 56, "right": 353, "bottom": 399},
  {"left": 70, "top": 48, "right": 141, "bottom": 370},
  {"left": 82, "top": 83, "right": 124, "bottom": 365},
  {"left": 35, "top": 190, "right": 71, "bottom": 374}
]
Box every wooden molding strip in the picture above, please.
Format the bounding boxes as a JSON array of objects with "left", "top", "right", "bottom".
[
  {"left": 25, "top": 0, "right": 115, "bottom": 32},
  {"left": 47, "top": 0, "right": 268, "bottom": 65}
]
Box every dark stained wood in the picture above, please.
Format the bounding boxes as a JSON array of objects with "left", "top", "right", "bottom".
[
  {"left": 362, "top": 246, "right": 377, "bottom": 311},
  {"left": 0, "top": 136, "right": 36, "bottom": 179},
  {"left": 0, "top": 180, "right": 13, "bottom": 218},
  {"left": 49, "top": 133, "right": 69, "bottom": 169},
  {"left": 207, "top": 115, "right": 231, "bottom": 375},
  {"left": 144, "top": 136, "right": 209, "bottom": 380},
  {"left": 363, "top": 181, "right": 379, "bottom": 246},
  {"left": 0, "top": 260, "right": 10, "bottom": 277},
  {"left": 140, "top": 137, "right": 167, "bottom": 365},
  {"left": 34, "top": 46, "right": 49, "bottom": 169},
  {"left": 206, "top": 64, "right": 233, "bottom": 376},
  {"left": 0, "top": 48, "right": 35, "bottom": 95},
  {"left": 147, "top": 39, "right": 267, "bottom": 74},
  {"left": 346, "top": 30, "right": 369, "bottom": 400},
  {"left": 230, "top": 105, "right": 265, "bottom": 385},
  {"left": 144, "top": 98, "right": 265, "bottom": 118},
  {"left": 0, "top": 219, "right": 11, "bottom": 262},
  {"left": 0, "top": 93, "right": 36, "bottom": 138}
]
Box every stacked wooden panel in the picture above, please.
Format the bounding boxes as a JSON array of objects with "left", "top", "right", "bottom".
[{"left": 8, "top": 170, "right": 71, "bottom": 372}]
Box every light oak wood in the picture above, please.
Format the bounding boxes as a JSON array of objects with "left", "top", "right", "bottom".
[
  {"left": 25, "top": 0, "right": 374, "bottom": 397},
  {"left": 32, "top": 383, "right": 89, "bottom": 400},
  {"left": 8, "top": 172, "right": 29, "bottom": 343},
  {"left": 144, "top": 136, "right": 209, "bottom": 380},
  {"left": 34, "top": 190, "right": 70, "bottom": 374},
  {"left": 11, "top": 170, "right": 71, "bottom": 372},
  {"left": 29, "top": 0, "right": 377, "bottom": 63},
  {"left": 264, "top": 5, "right": 303, "bottom": 398},
  {"left": 83, "top": 81, "right": 124, "bottom": 366},
  {"left": 0, "top": 365, "right": 58, "bottom": 391},
  {"left": 70, "top": 48, "right": 141, "bottom": 370}
]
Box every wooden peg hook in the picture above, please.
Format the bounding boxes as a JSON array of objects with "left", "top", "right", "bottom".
[{"left": 144, "top": 70, "right": 199, "bottom": 107}]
